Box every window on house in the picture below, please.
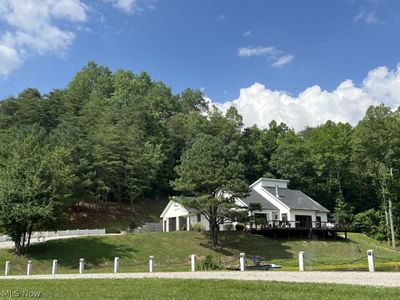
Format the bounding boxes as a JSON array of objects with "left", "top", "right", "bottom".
[
  {"left": 254, "top": 213, "right": 267, "bottom": 219},
  {"left": 197, "top": 214, "right": 201, "bottom": 222},
  {"left": 282, "top": 213, "right": 288, "bottom": 222}
]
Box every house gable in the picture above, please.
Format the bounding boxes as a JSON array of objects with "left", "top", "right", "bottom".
[{"left": 160, "top": 200, "right": 190, "bottom": 218}]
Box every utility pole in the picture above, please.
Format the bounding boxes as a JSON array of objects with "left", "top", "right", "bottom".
[{"left": 388, "top": 168, "right": 396, "bottom": 248}]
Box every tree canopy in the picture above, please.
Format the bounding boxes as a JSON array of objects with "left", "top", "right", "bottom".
[{"left": 0, "top": 61, "right": 399, "bottom": 250}]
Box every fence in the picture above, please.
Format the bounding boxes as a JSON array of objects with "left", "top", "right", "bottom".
[
  {"left": 3, "top": 250, "right": 397, "bottom": 277},
  {"left": 0, "top": 229, "right": 106, "bottom": 243}
]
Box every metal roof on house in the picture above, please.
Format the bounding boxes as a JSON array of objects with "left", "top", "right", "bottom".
[
  {"left": 264, "top": 187, "right": 330, "bottom": 213},
  {"left": 240, "top": 189, "right": 279, "bottom": 210}
]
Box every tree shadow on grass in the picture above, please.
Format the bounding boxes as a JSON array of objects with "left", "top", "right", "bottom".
[
  {"left": 28, "top": 236, "right": 137, "bottom": 269},
  {"left": 199, "top": 232, "right": 294, "bottom": 259}
]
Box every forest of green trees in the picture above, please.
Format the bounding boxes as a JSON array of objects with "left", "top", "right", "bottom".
[{"left": 0, "top": 62, "right": 399, "bottom": 254}]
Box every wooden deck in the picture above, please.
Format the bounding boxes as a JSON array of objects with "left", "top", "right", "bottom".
[{"left": 248, "top": 220, "right": 355, "bottom": 240}]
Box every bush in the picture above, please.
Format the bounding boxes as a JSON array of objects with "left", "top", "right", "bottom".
[
  {"left": 105, "top": 227, "right": 122, "bottom": 234},
  {"left": 352, "top": 209, "right": 386, "bottom": 240},
  {"left": 129, "top": 221, "right": 137, "bottom": 230},
  {"left": 198, "top": 255, "right": 223, "bottom": 270},
  {"left": 191, "top": 222, "right": 204, "bottom": 232},
  {"left": 235, "top": 224, "right": 245, "bottom": 231},
  {"left": 224, "top": 224, "right": 234, "bottom": 231}
]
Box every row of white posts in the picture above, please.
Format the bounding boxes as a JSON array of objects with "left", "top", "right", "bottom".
[
  {"left": 298, "top": 250, "right": 376, "bottom": 272},
  {"left": 3, "top": 250, "right": 376, "bottom": 276},
  {"left": 4, "top": 256, "right": 166, "bottom": 276}
]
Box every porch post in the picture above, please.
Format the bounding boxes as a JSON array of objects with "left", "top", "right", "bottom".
[
  {"left": 176, "top": 216, "right": 180, "bottom": 231},
  {"left": 187, "top": 216, "right": 190, "bottom": 231},
  {"left": 166, "top": 218, "right": 169, "bottom": 232}
]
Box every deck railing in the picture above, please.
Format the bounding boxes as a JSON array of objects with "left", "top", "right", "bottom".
[{"left": 250, "top": 220, "right": 351, "bottom": 230}]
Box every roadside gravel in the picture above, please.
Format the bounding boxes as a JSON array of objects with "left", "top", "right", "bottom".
[{"left": 1, "top": 271, "right": 400, "bottom": 287}]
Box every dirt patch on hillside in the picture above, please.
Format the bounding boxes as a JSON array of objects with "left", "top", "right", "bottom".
[{"left": 62, "top": 197, "right": 168, "bottom": 231}]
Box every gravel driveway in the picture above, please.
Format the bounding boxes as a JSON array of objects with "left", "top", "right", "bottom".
[{"left": 1, "top": 271, "right": 400, "bottom": 287}]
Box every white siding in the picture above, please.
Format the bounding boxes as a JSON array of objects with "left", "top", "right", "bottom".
[
  {"left": 316, "top": 212, "right": 328, "bottom": 222},
  {"left": 189, "top": 214, "right": 209, "bottom": 231},
  {"left": 163, "top": 202, "right": 189, "bottom": 218}
]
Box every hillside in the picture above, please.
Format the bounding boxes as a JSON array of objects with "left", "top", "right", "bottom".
[
  {"left": 1, "top": 232, "right": 400, "bottom": 275},
  {"left": 61, "top": 198, "right": 169, "bottom": 232}
]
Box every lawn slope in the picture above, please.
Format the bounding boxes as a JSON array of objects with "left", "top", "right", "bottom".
[{"left": 1, "top": 232, "right": 400, "bottom": 275}]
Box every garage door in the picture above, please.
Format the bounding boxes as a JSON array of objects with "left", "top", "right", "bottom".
[{"left": 168, "top": 217, "right": 176, "bottom": 231}]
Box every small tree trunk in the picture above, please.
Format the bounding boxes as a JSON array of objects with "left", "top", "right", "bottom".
[
  {"left": 14, "top": 240, "right": 22, "bottom": 256},
  {"left": 209, "top": 205, "right": 219, "bottom": 248},
  {"left": 388, "top": 199, "right": 396, "bottom": 247},
  {"left": 383, "top": 203, "right": 390, "bottom": 246},
  {"left": 25, "top": 226, "right": 33, "bottom": 255},
  {"left": 21, "top": 231, "right": 27, "bottom": 255}
]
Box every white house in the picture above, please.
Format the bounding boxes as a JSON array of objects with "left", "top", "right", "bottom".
[
  {"left": 160, "top": 200, "right": 210, "bottom": 232},
  {"left": 160, "top": 178, "right": 330, "bottom": 232}
]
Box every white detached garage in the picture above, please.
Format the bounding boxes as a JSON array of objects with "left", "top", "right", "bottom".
[{"left": 160, "top": 199, "right": 210, "bottom": 232}]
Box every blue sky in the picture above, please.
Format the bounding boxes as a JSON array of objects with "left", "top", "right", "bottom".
[{"left": 1, "top": 0, "right": 400, "bottom": 129}]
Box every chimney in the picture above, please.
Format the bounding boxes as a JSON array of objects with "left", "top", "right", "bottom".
[{"left": 275, "top": 185, "right": 280, "bottom": 198}]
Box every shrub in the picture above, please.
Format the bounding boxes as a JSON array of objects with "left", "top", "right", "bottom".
[
  {"left": 352, "top": 209, "right": 386, "bottom": 240},
  {"left": 129, "top": 221, "right": 137, "bottom": 230},
  {"left": 105, "top": 227, "right": 121, "bottom": 234},
  {"left": 198, "top": 255, "right": 223, "bottom": 270},
  {"left": 191, "top": 222, "right": 204, "bottom": 232},
  {"left": 235, "top": 224, "right": 245, "bottom": 231},
  {"left": 224, "top": 224, "right": 234, "bottom": 231}
]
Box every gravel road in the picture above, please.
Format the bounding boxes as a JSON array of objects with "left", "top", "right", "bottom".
[{"left": 1, "top": 271, "right": 400, "bottom": 287}]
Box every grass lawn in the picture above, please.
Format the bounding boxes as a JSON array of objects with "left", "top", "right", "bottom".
[
  {"left": 0, "top": 279, "right": 399, "bottom": 300},
  {"left": 1, "top": 232, "right": 400, "bottom": 275}
]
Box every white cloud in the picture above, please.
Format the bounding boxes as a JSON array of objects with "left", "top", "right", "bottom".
[
  {"left": 272, "top": 54, "right": 294, "bottom": 68},
  {"left": 105, "top": 0, "right": 138, "bottom": 14},
  {"left": 238, "top": 46, "right": 278, "bottom": 57},
  {"left": 243, "top": 30, "right": 252, "bottom": 37},
  {"left": 0, "top": 0, "right": 88, "bottom": 77},
  {"left": 354, "top": 7, "right": 378, "bottom": 24},
  {"left": 217, "top": 14, "right": 225, "bottom": 20},
  {"left": 210, "top": 65, "right": 400, "bottom": 131},
  {"left": 0, "top": 44, "right": 22, "bottom": 76},
  {"left": 238, "top": 46, "right": 294, "bottom": 68}
]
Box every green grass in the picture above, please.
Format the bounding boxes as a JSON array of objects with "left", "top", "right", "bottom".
[
  {"left": 1, "top": 232, "right": 400, "bottom": 275},
  {"left": 0, "top": 279, "right": 399, "bottom": 299}
]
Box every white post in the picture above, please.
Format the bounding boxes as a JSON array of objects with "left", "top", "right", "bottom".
[
  {"left": 114, "top": 257, "right": 119, "bottom": 273},
  {"left": 149, "top": 256, "right": 154, "bottom": 273},
  {"left": 187, "top": 216, "right": 190, "bottom": 231},
  {"left": 166, "top": 218, "right": 169, "bottom": 232},
  {"left": 176, "top": 216, "right": 180, "bottom": 231},
  {"left": 239, "top": 253, "right": 246, "bottom": 271},
  {"left": 52, "top": 260, "right": 57, "bottom": 275},
  {"left": 299, "top": 251, "right": 305, "bottom": 272},
  {"left": 367, "top": 250, "right": 375, "bottom": 272},
  {"left": 191, "top": 254, "right": 197, "bottom": 272},
  {"left": 79, "top": 258, "right": 84, "bottom": 274},
  {"left": 27, "top": 260, "right": 32, "bottom": 276},
  {"left": 5, "top": 261, "right": 10, "bottom": 276}
]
